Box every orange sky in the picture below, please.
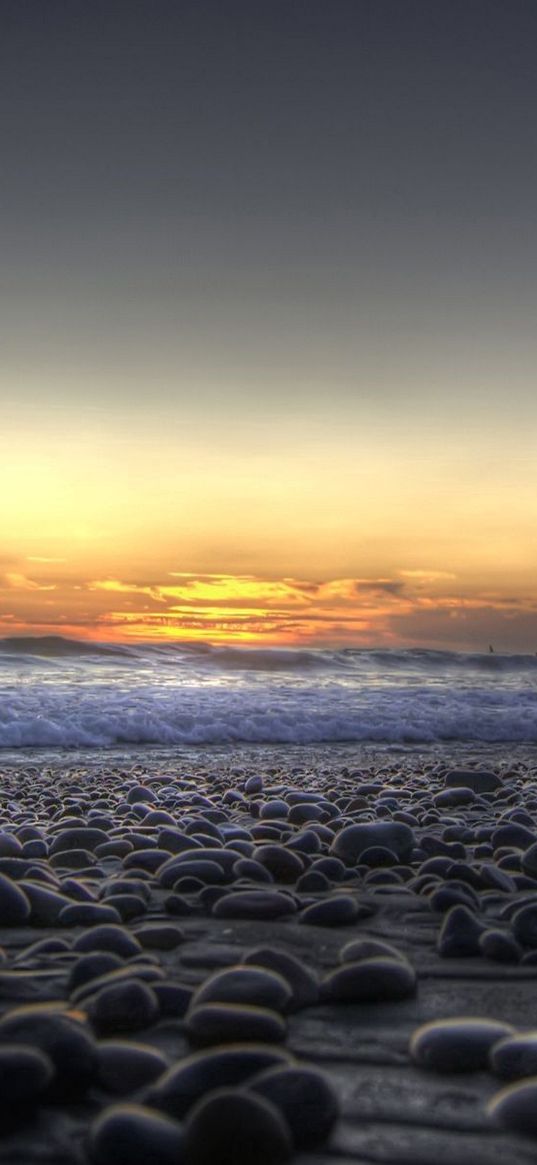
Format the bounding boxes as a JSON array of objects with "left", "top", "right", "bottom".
[
  {"left": 3, "top": 3, "right": 537, "bottom": 654},
  {"left": 2, "top": 396, "right": 537, "bottom": 651},
  {"left": 2, "top": 563, "right": 537, "bottom": 653}
]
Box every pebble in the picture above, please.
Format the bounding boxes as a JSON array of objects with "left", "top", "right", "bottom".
[
  {"left": 134, "top": 924, "right": 184, "bottom": 950},
  {"left": 186, "top": 1003, "right": 286, "bottom": 1047},
  {"left": 0, "top": 1043, "right": 54, "bottom": 1104},
  {"left": 340, "top": 937, "right": 408, "bottom": 963},
  {"left": 437, "top": 904, "right": 484, "bottom": 957},
  {"left": 243, "top": 947, "right": 319, "bottom": 1010},
  {"left": 191, "top": 966, "right": 292, "bottom": 1013},
  {"left": 0, "top": 1005, "right": 98, "bottom": 1097},
  {"left": 479, "top": 929, "right": 521, "bottom": 963},
  {"left": 512, "top": 902, "right": 537, "bottom": 948},
  {"left": 252, "top": 845, "right": 304, "bottom": 883},
  {"left": 146, "top": 1045, "right": 293, "bottom": 1118},
  {"left": 445, "top": 769, "right": 502, "bottom": 793},
  {"left": 299, "top": 895, "right": 359, "bottom": 927},
  {"left": 0, "top": 873, "right": 31, "bottom": 925},
  {"left": 68, "top": 952, "right": 124, "bottom": 991},
  {"left": 323, "top": 956, "right": 416, "bottom": 1002},
  {"left": 90, "top": 1103, "right": 186, "bottom": 1165},
  {"left": 73, "top": 925, "right": 143, "bottom": 957},
  {"left": 488, "top": 1079, "right": 537, "bottom": 1135},
  {"left": 59, "top": 902, "right": 122, "bottom": 927},
  {"left": 97, "top": 1040, "right": 170, "bottom": 1094},
  {"left": 330, "top": 822, "right": 414, "bottom": 865},
  {"left": 410, "top": 1017, "right": 514, "bottom": 1071},
  {"left": 212, "top": 890, "right": 297, "bottom": 920},
  {"left": 249, "top": 1063, "right": 339, "bottom": 1148},
  {"left": 86, "top": 979, "right": 160, "bottom": 1034},
  {"left": 184, "top": 1087, "right": 292, "bottom": 1165},
  {"left": 489, "top": 1032, "right": 537, "bottom": 1080}
]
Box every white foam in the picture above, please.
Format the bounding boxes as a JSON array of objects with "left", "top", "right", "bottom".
[{"left": 0, "top": 680, "right": 536, "bottom": 747}]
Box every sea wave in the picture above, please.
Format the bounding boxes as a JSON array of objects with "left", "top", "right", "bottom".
[
  {"left": 0, "top": 684, "right": 536, "bottom": 747},
  {"left": 2, "top": 636, "right": 537, "bottom": 675}
]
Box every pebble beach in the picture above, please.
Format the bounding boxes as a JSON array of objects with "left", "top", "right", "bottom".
[{"left": 1, "top": 742, "right": 537, "bottom": 1163}]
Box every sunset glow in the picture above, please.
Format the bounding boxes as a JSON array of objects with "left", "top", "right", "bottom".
[{"left": 2, "top": 2, "right": 537, "bottom": 654}]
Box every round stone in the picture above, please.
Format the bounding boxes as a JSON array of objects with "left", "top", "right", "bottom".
[
  {"left": 252, "top": 846, "right": 304, "bottom": 884},
  {"left": 191, "top": 967, "right": 292, "bottom": 1013},
  {"left": 299, "top": 896, "right": 359, "bottom": 927},
  {"left": 490, "top": 1032, "right": 537, "bottom": 1080},
  {"left": 410, "top": 1017, "right": 514, "bottom": 1072},
  {"left": 59, "top": 903, "right": 122, "bottom": 927},
  {"left": 249, "top": 1063, "right": 338, "bottom": 1149},
  {"left": 87, "top": 979, "right": 160, "bottom": 1034},
  {"left": 512, "top": 903, "right": 537, "bottom": 948},
  {"left": 98, "top": 1041, "right": 169, "bottom": 1094},
  {"left": 434, "top": 788, "right": 477, "bottom": 808},
  {"left": 323, "top": 957, "right": 416, "bottom": 1002},
  {"left": 184, "top": 1087, "right": 292, "bottom": 1165},
  {"left": 488, "top": 1079, "right": 537, "bottom": 1135},
  {"left": 73, "top": 925, "right": 143, "bottom": 958},
  {"left": 68, "top": 952, "right": 124, "bottom": 992},
  {"left": 437, "top": 904, "right": 484, "bottom": 957},
  {"left": 134, "top": 924, "right": 185, "bottom": 950},
  {"left": 243, "top": 947, "right": 319, "bottom": 1010},
  {"left": 0, "top": 1043, "right": 54, "bottom": 1104},
  {"left": 445, "top": 769, "right": 502, "bottom": 793},
  {"left": 340, "top": 938, "right": 408, "bottom": 963},
  {"left": 479, "top": 929, "right": 521, "bottom": 963},
  {"left": 330, "top": 822, "right": 414, "bottom": 865},
  {"left": 212, "top": 891, "right": 297, "bottom": 921},
  {"left": 90, "top": 1103, "right": 185, "bottom": 1165},
  {"left": 186, "top": 1004, "right": 286, "bottom": 1047},
  {"left": 146, "top": 1045, "right": 293, "bottom": 1119},
  {"left": 0, "top": 873, "right": 31, "bottom": 925},
  {"left": 0, "top": 1006, "right": 98, "bottom": 1097}
]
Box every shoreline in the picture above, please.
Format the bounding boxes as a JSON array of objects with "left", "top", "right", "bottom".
[{"left": 0, "top": 751, "right": 537, "bottom": 1160}]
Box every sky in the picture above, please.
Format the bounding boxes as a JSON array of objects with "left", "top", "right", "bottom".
[{"left": 1, "top": 0, "right": 537, "bottom": 650}]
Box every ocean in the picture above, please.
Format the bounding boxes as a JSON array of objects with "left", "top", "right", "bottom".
[{"left": 1, "top": 636, "right": 536, "bottom": 755}]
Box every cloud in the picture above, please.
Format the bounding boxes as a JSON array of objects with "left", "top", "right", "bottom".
[
  {"left": 1, "top": 572, "right": 56, "bottom": 592},
  {"left": 3, "top": 567, "right": 537, "bottom": 651}
]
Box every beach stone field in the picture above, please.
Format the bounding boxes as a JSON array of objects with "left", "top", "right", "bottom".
[{"left": 2, "top": 752, "right": 537, "bottom": 1162}]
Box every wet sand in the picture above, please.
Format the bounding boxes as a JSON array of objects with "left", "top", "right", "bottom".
[{"left": 0, "top": 748, "right": 537, "bottom": 1163}]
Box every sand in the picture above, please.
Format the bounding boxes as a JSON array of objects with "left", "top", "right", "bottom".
[{"left": 0, "top": 747, "right": 537, "bottom": 1162}]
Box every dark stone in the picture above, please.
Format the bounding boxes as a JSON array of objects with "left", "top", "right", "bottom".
[
  {"left": 186, "top": 1003, "right": 286, "bottom": 1047},
  {"left": 490, "top": 1034, "right": 537, "bottom": 1080},
  {"left": 488, "top": 1080, "right": 537, "bottom": 1134},
  {"left": 98, "top": 1040, "right": 169, "bottom": 1094},
  {"left": 90, "top": 1103, "right": 185, "bottom": 1165},
  {"left": 0, "top": 1005, "right": 98, "bottom": 1098},
  {"left": 212, "top": 891, "right": 297, "bottom": 921},
  {"left": 146, "top": 1045, "right": 293, "bottom": 1119},
  {"left": 437, "top": 904, "right": 484, "bottom": 957},
  {"left": 184, "top": 1087, "right": 291, "bottom": 1165},
  {"left": 330, "top": 822, "right": 414, "bottom": 865},
  {"left": 445, "top": 769, "right": 502, "bottom": 793},
  {"left": 87, "top": 979, "right": 160, "bottom": 1034},
  {"left": 322, "top": 956, "right": 416, "bottom": 1002},
  {"left": 73, "top": 925, "right": 143, "bottom": 958},
  {"left": 0, "top": 1044, "right": 54, "bottom": 1105},
  {"left": 243, "top": 947, "right": 319, "bottom": 1010},
  {"left": 0, "top": 873, "right": 31, "bottom": 925},
  {"left": 249, "top": 1064, "right": 339, "bottom": 1149},
  {"left": 410, "top": 1017, "right": 514, "bottom": 1071},
  {"left": 299, "top": 895, "right": 359, "bottom": 927},
  {"left": 479, "top": 929, "right": 521, "bottom": 963},
  {"left": 191, "top": 966, "right": 291, "bottom": 1013},
  {"left": 59, "top": 902, "right": 122, "bottom": 927},
  {"left": 252, "top": 846, "right": 304, "bottom": 883}
]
